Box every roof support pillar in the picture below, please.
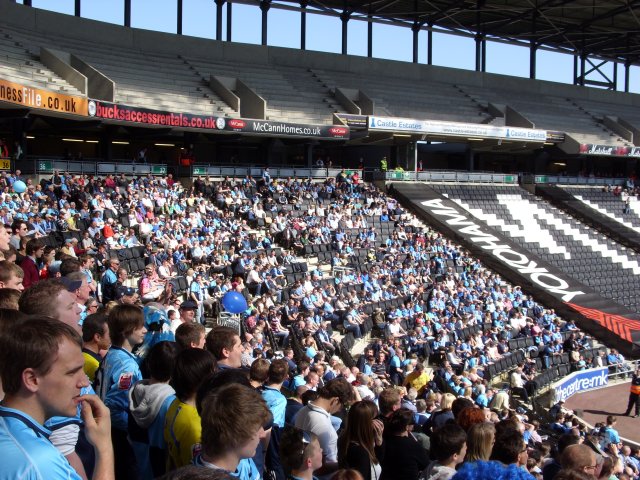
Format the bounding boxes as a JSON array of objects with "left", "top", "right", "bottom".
[
  {"left": 226, "top": 2, "right": 232, "bottom": 41},
  {"left": 177, "top": 0, "right": 183, "bottom": 34},
  {"left": 529, "top": 41, "right": 537, "bottom": 79},
  {"left": 624, "top": 60, "right": 630, "bottom": 93},
  {"left": 300, "top": 0, "right": 307, "bottom": 50},
  {"left": 427, "top": 24, "right": 432, "bottom": 65},
  {"left": 341, "top": 8, "right": 350, "bottom": 55},
  {"left": 215, "top": 0, "right": 224, "bottom": 40},
  {"left": 367, "top": 14, "right": 373, "bottom": 57},
  {"left": 261, "top": 0, "right": 271, "bottom": 46},
  {"left": 412, "top": 22, "right": 420, "bottom": 63},
  {"left": 75, "top": 0, "right": 81, "bottom": 17},
  {"left": 475, "top": 34, "right": 485, "bottom": 72},
  {"left": 124, "top": 0, "right": 131, "bottom": 27}
]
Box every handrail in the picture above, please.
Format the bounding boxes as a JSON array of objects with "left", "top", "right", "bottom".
[
  {"left": 385, "top": 170, "right": 519, "bottom": 184},
  {"left": 191, "top": 165, "right": 353, "bottom": 179},
  {"left": 521, "top": 173, "right": 627, "bottom": 186},
  {"left": 32, "top": 158, "right": 168, "bottom": 176}
]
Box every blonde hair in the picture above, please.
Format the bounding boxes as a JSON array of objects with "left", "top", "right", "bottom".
[
  {"left": 466, "top": 422, "right": 496, "bottom": 462},
  {"left": 441, "top": 393, "right": 456, "bottom": 410}
]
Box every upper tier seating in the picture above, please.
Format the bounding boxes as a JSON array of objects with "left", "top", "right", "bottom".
[
  {"left": 0, "top": 27, "right": 83, "bottom": 96},
  {"left": 312, "top": 68, "right": 491, "bottom": 123}
]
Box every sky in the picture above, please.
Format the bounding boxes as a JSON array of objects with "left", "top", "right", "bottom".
[{"left": 16, "top": 0, "right": 640, "bottom": 94}]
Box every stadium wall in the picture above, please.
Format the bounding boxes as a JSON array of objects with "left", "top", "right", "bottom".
[{"left": 3, "top": 0, "right": 640, "bottom": 111}]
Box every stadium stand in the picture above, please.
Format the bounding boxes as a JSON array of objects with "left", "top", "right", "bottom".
[
  {"left": 428, "top": 183, "right": 640, "bottom": 312},
  {"left": 0, "top": 26, "right": 84, "bottom": 96},
  {"left": 0, "top": 23, "right": 235, "bottom": 117},
  {"left": 0, "top": 0, "right": 639, "bottom": 149},
  {"left": 458, "top": 85, "right": 632, "bottom": 147},
  {"left": 312, "top": 68, "right": 492, "bottom": 123}
]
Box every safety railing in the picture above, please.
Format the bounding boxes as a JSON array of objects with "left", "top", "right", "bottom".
[
  {"left": 385, "top": 170, "right": 519, "bottom": 184},
  {"left": 191, "top": 165, "right": 351, "bottom": 179}
]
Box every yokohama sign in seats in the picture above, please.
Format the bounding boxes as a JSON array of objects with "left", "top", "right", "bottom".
[{"left": 391, "top": 182, "right": 640, "bottom": 356}]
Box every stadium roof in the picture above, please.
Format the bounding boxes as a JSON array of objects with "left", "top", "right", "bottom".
[{"left": 292, "top": 0, "right": 640, "bottom": 64}]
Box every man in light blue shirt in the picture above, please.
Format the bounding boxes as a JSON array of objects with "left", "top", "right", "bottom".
[
  {"left": 261, "top": 360, "right": 289, "bottom": 428},
  {"left": 0, "top": 317, "right": 114, "bottom": 480}
]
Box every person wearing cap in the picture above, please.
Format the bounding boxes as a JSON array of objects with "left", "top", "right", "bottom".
[
  {"left": 65, "top": 271, "right": 93, "bottom": 326},
  {"left": 170, "top": 301, "right": 197, "bottom": 333},
  {"left": 116, "top": 285, "right": 139, "bottom": 305}
]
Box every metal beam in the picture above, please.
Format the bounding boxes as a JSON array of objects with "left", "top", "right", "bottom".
[
  {"left": 227, "top": 2, "right": 232, "bottom": 41},
  {"left": 124, "top": 0, "right": 131, "bottom": 27},
  {"left": 261, "top": 0, "right": 271, "bottom": 46},
  {"left": 177, "top": 0, "right": 183, "bottom": 34},
  {"left": 301, "top": 0, "right": 308, "bottom": 50}
]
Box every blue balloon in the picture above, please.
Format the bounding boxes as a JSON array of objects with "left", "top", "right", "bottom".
[
  {"left": 13, "top": 180, "right": 26, "bottom": 194},
  {"left": 222, "top": 291, "right": 248, "bottom": 314}
]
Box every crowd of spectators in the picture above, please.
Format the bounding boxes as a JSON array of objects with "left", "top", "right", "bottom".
[{"left": 0, "top": 168, "right": 635, "bottom": 480}]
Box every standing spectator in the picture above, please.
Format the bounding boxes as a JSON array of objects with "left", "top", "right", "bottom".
[
  {"left": 9, "top": 219, "right": 28, "bottom": 250},
  {"left": 490, "top": 428, "right": 528, "bottom": 468},
  {"left": 20, "top": 237, "right": 44, "bottom": 289},
  {"left": 81, "top": 313, "right": 111, "bottom": 383},
  {"left": 95, "top": 304, "right": 147, "bottom": 480},
  {"left": 465, "top": 422, "right": 496, "bottom": 462},
  {"left": 421, "top": 423, "right": 467, "bottom": 480},
  {"left": 295, "top": 378, "right": 357, "bottom": 479},
  {"left": 379, "top": 408, "right": 430, "bottom": 480},
  {"left": 164, "top": 348, "right": 216, "bottom": 471},
  {"left": 129, "top": 341, "right": 178, "bottom": 480},
  {"left": 205, "top": 325, "right": 244, "bottom": 369},
  {"left": 0, "top": 260, "right": 25, "bottom": 291},
  {"left": 262, "top": 359, "right": 290, "bottom": 429},
  {"left": 279, "top": 427, "right": 324, "bottom": 480},
  {"left": 559, "top": 444, "right": 598, "bottom": 476},
  {"left": 0, "top": 317, "right": 114, "bottom": 480},
  {"left": 624, "top": 365, "right": 640, "bottom": 418},
  {"left": 100, "top": 258, "right": 120, "bottom": 304},
  {"left": 338, "top": 400, "right": 385, "bottom": 480},
  {"left": 195, "top": 383, "right": 271, "bottom": 479}
]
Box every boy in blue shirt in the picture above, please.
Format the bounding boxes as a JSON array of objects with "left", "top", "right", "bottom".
[
  {"left": 95, "top": 303, "right": 147, "bottom": 480},
  {"left": 195, "top": 383, "right": 272, "bottom": 480}
]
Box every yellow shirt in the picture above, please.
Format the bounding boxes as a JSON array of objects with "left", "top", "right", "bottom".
[
  {"left": 164, "top": 398, "right": 202, "bottom": 470},
  {"left": 404, "top": 371, "right": 430, "bottom": 394},
  {"left": 82, "top": 349, "right": 101, "bottom": 383}
]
